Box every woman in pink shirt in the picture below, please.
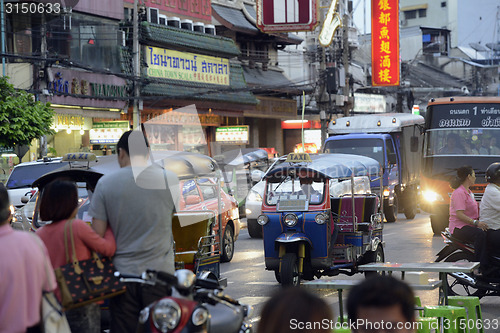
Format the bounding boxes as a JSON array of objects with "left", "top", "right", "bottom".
[
  {"left": 37, "top": 180, "right": 116, "bottom": 333},
  {"left": 449, "top": 166, "right": 489, "bottom": 272}
]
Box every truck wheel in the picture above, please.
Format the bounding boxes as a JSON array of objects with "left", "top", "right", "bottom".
[
  {"left": 404, "top": 194, "right": 417, "bottom": 220},
  {"left": 280, "top": 253, "right": 300, "bottom": 287},
  {"left": 384, "top": 194, "right": 398, "bottom": 222},
  {"left": 431, "top": 215, "right": 448, "bottom": 235},
  {"left": 247, "top": 219, "right": 263, "bottom": 238},
  {"left": 274, "top": 270, "right": 281, "bottom": 283}
]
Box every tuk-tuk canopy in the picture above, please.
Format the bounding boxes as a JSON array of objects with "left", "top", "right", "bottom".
[
  {"left": 33, "top": 151, "right": 220, "bottom": 189},
  {"left": 157, "top": 151, "right": 219, "bottom": 180},
  {"left": 265, "top": 153, "right": 381, "bottom": 182},
  {"left": 214, "top": 148, "right": 268, "bottom": 167},
  {"left": 32, "top": 155, "right": 118, "bottom": 190}
]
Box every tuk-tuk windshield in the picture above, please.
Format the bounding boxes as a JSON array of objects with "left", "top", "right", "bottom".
[{"left": 265, "top": 178, "right": 325, "bottom": 206}]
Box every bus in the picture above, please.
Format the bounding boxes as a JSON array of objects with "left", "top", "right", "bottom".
[{"left": 421, "top": 96, "right": 500, "bottom": 234}]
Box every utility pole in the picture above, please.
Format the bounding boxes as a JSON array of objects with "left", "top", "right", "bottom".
[
  {"left": 342, "top": 4, "right": 350, "bottom": 117},
  {"left": 319, "top": 0, "right": 328, "bottom": 150},
  {"left": 132, "top": 0, "right": 141, "bottom": 129},
  {"left": 1, "top": 0, "right": 5, "bottom": 75}
]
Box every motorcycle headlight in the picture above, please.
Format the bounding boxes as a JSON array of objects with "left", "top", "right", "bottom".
[
  {"left": 284, "top": 213, "right": 298, "bottom": 227},
  {"left": 315, "top": 213, "right": 328, "bottom": 225},
  {"left": 191, "top": 307, "right": 209, "bottom": 326},
  {"left": 423, "top": 190, "right": 444, "bottom": 203},
  {"left": 152, "top": 299, "right": 181, "bottom": 332},
  {"left": 257, "top": 215, "right": 269, "bottom": 226},
  {"left": 247, "top": 190, "right": 263, "bottom": 202}
]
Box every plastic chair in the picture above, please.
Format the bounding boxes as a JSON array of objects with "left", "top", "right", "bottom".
[
  {"left": 423, "top": 305, "right": 468, "bottom": 333},
  {"left": 415, "top": 296, "right": 423, "bottom": 317},
  {"left": 417, "top": 317, "right": 439, "bottom": 333},
  {"left": 334, "top": 329, "right": 351, "bottom": 333},
  {"left": 448, "top": 296, "right": 483, "bottom": 333}
]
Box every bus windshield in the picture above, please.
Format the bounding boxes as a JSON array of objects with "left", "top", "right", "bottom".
[{"left": 425, "top": 129, "right": 500, "bottom": 157}]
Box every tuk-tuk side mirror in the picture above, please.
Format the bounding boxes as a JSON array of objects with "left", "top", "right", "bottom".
[
  {"left": 410, "top": 136, "right": 419, "bottom": 152},
  {"left": 185, "top": 195, "right": 202, "bottom": 205},
  {"left": 387, "top": 153, "right": 397, "bottom": 165},
  {"left": 251, "top": 170, "right": 265, "bottom": 183},
  {"left": 21, "top": 196, "right": 30, "bottom": 204}
]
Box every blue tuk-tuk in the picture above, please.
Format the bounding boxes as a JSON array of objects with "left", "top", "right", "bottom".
[{"left": 257, "top": 153, "right": 384, "bottom": 286}]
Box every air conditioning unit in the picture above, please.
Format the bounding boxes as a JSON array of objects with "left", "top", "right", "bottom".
[
  {"left": 204, "top": 24, "right": 216, "bottom": 35},
  {"left": 159, "top": 14, "right": 167, "bottom": 25},
  {"left": 167, "top": 17, "right": 181, "bottom": 28},
  {"left": 124, "top": 8, "right": 133, "bottom": 21},
  {"left": 181, "top": 19, "right": 193, "bottom": 31},
  {"left": 148, "top": 8, "right": 159, "bottom": 24},
  {"left": 193, "top": 22, "right": 204, "bottom": 33},
  {"left": 118, "top": 30, "right": 126, "bottom": 47}
]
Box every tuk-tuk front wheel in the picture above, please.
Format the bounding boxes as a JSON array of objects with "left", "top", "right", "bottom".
[
  {"left": 363, "top": 245, "right": 384, "bottom": 278},
  {"left": 280, "top": 253, "right": 300, "bottom": 287}
]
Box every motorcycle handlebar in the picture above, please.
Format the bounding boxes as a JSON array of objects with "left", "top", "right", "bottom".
[
  {"left": 153, "top": 270, "right": 178, "bottom": 285},
  {"left": 195, "top": 277, "right": 220, "bottom": 290}
]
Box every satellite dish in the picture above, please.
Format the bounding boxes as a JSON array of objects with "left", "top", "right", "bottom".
[
  {"left": 486, "top": 43, "right": 500, "bottom": 51},
  {"left": 469, "top": 43, "right": 488, "bottom": 52}
]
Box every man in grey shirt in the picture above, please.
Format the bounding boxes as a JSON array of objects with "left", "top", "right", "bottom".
[{"left": 89, "top": 130, "right": 179, "bottom": 333}]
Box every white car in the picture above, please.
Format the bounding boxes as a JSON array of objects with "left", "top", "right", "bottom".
[{"left": 5, "top": 158, "right": 67, "bottom": 208}]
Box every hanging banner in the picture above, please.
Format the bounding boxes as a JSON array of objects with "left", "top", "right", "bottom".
[
  {"left": 371, "top": 0, "right": 400, "bottom": 86},
  {"left": 256, "top": 0, "right": 318, "bottom": 32}
]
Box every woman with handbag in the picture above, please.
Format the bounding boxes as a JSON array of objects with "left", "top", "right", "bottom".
[{"left": 37, "top": 180, "right": 117, "bottom": 333}]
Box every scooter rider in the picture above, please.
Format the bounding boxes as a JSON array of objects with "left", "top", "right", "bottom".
[{"left": 480, "top": 162, "right": 500, "bottom": 256}]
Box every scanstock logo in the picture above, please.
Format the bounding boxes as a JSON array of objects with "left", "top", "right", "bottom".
[{"left": 128, "top": 105, "right": 248, "bottom": 227}]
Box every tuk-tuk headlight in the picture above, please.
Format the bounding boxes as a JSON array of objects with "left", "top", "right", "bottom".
[
  {"left": 315, "top": 213, "right": 328, "bottom": 225},
  {"left": 284, "top": 213, "right": 298, "bottom": 227},
  {"left": 152, "top": 299, "right": 181, "bottom": 332},
  {"left": 247, "top": 190, "right": 262, "bottom": 202},
  {"left": 257, "top": 215, "right": 269, "bottom": 226}
]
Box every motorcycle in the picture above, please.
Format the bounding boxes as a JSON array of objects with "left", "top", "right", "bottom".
[
  {"left": 117, "top": 269, "right": 253, "bottom": 333},
  {"left": 436, "top": 228, "right": 500, "bottom": 297}
]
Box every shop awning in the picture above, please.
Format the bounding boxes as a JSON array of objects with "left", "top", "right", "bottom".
[
  {"left": 243, "top": 67, "right": 313, "bottom": 95},
  {"left": 142, "top": 64, "right": 258, "bottom": 105},
  {"left": 52, "top": 107, "right": 122, "bottom": 119},
  {"left": 212, "top": 4, "right": 259, "bottom": 34},
  {"left": 141, "top": 22, "right": 241, "bottom": 58}
]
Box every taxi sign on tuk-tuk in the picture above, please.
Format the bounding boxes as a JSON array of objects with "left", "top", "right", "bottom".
[
  {"left": 285, "top": 153, "right": 312, "bottom": 163},
  {"left": 63, "top": 153, "right": 97, "bottom": 162}
]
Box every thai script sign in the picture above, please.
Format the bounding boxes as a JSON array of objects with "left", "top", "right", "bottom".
[
  {"left": 371, "top": 0, "right": 400, "bottom": 86},
  {"left": 146, "top": 46, "right": 230, "bottom": 86},
  {"left": 431, "top": 104, "right": 500, "bottom": 128},
  {"left": 144, "top": 109, "right": 221, "bottom": 126},
  {"left": 124, "top": 0, "right": 211, "bottom": 22},
  {"left": 256, "top": 0, "right": 318, "bottom": 32},
  {"left": 215, "top": 126, "right": 249, "bottom": 144}
]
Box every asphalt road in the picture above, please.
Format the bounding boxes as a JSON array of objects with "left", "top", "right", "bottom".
[{"left": 221, "top": 213, "right": 500, "bottom": 330}]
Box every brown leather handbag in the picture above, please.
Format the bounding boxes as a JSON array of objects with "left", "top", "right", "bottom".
[{"left": 54, "top": 219, "right": 126, "bottom": 310}]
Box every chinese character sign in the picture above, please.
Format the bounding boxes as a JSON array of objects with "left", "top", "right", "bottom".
[{"left": 371, "top": 0, "right": 399, "bottom": 86}]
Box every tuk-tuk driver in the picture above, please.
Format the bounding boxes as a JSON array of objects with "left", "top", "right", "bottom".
[{"left": 299, "top": 178, "right": 321, "bottom": 204}]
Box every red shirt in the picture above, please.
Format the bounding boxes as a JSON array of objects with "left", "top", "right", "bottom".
[{"left": 36, "top": 219, "right": 116, "bottom": 300}]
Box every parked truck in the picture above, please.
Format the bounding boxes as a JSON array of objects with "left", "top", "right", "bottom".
[{"left": 324, "top": 113, "right": 424, "bottom": 222}]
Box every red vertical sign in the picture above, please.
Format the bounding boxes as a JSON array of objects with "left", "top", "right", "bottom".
[{"left": 371, "top": 0, "right": 400, "bottom": 86}]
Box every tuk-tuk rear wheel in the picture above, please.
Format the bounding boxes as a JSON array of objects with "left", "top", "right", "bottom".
[{"left": 281, "top": 253, "right": 300, "bottom": 287}]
